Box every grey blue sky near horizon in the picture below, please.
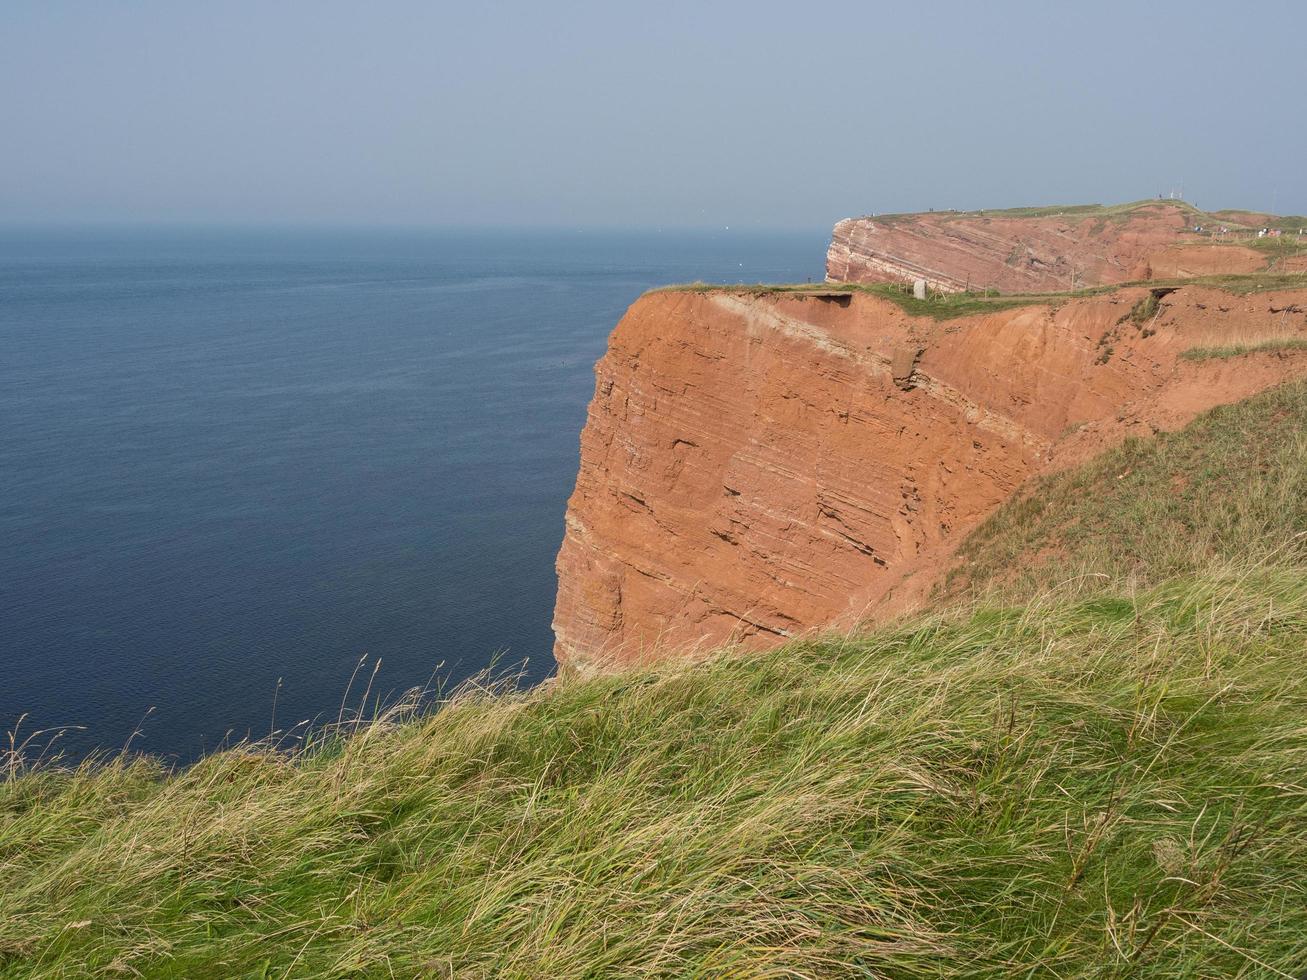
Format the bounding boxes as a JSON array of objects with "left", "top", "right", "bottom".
[{"left": 3, "top": 0, "right": 1304, "bottom": 230}]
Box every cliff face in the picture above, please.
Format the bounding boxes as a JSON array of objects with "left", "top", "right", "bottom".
[
  {"left": 826, "top": 203, "right": 1271, "bottom": 292},
  {"left": 553, "top": 285, "right": 1307, "bottom": 670}
]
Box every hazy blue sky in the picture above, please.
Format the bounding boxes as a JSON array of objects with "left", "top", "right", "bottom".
[{"left": 3, "top": 1, "right": 1303, "bottom": 229}]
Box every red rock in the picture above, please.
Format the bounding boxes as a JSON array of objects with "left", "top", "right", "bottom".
[
  {"left": 553, "top": 284, "right": 1307, "bottom": 671},
  {"left": 826, "top": 203, "right": 1272, "bottom": 292}
]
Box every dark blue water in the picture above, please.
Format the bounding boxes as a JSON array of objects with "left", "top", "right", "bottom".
[{"left": 1, "top": 227, "right": 824, "bottom": 762}]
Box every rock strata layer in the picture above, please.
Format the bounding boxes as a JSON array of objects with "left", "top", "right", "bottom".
[
  {"left": 553, "top": 285, "right": 1307, "bottom": 670},
  {"left": 826, "top": 203, "right": 1273, "bottom": 292}
]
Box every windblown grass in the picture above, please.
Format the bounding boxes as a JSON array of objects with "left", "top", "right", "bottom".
[
  {"left": 4, "top": 569, "right": 1307, "bottom": 977},
  {"left": 949, "top": 379, "right": 1307, "bottom": 601},
  {"left": 6, "top": 366, "right": 1307, "bottom": 977}
]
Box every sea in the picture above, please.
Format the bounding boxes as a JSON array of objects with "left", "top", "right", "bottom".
[{"left": 1, "top": 227, "right": 826, "bottom": 763}]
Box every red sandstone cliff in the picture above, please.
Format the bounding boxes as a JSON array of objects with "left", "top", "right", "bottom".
[
  {"left": 826, "top": 202, "right": 1274, "bottom": 292},
  {"left": 553, "top": 283, "right": 1307, "bottom": 671}
]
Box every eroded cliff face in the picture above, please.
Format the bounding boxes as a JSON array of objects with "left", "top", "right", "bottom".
[
  {"left": 826, "top": 203, "right": 1273, "bottom": 292},
  {"left": 553, "top": 285, "right": 1307, "bottom": 671}
]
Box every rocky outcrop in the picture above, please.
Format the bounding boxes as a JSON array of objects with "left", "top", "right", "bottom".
[
  {"left": 553, "top": 284, "right": 1307, "bottom": 670},
  {"left": 826, "top": 203, "right": 1272, "bottom": 292}
]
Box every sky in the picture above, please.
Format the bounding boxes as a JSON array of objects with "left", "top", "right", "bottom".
[{"left": 2, "top": 0, "right": 1304, "bottom": 229}]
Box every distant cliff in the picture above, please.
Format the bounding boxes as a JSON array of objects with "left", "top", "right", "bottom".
[
  {"left": 553, "top": 280, "right": 1307, "bottom": 670},
  {"left": 825, "top": 201, "right": 1281, "bottom": 292}
]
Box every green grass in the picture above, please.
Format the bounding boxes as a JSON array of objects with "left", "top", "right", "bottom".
[
  {"left": 1128, "top": 292, "right": 1161, "bottom": 324},
  {"left": 979, "top": 199, "right": 1206, "bottom": 224},
  {"left": 659, "top": 270, "right": 1307, "bottom": 322},
  {"left": 1172, "top": 271, "right": 1307, "bottom": 295},
  {"left": 6, "top": 373, "right": 1307, "bottom": 974},
  {"left": 1205, "top": 214, "right": 1307, "bottom": 236},
  {"left": 4, "top": 569, "right": 1307, "bottom": 977},
  {"left": 1181, "top": 338, "right": 1307, "bottom": 361},
  {"left": 972, "top": 201, "right": 1110, "bottom": 218},
  {"left": 660, "top": 280, "right": 1048, "bottom": 321},
  {"left": 948, "top": 380, "right": 1307, "bottom": 601},
  {"left": 1239, "top": 234, "right": 1306, "bottom": 260},
  {"left": 1267, "top": 216, "right": 1307, "bottom": 233},
  {"left": 853, "top": 282, "right": 1040, "bottom": 320}
]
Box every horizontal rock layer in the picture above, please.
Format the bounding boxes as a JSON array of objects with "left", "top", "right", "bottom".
[
  {"left": 553, "top": 285, "right": 1307, "bottom": 670},
  {"left": 825, "top": 204, "right": 1272, "bottom": 292}
]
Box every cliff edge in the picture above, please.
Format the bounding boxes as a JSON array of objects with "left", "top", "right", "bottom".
[{"left": 554, "top": 279, "right": 1307, "bottom": 670}]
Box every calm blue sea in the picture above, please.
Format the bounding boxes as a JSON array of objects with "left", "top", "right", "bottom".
[{"left": 0, "top": 227, "right": 825, "bottom": 762}]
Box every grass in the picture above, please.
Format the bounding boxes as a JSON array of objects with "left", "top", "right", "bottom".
[
  {"left": 5, "top": 372, "right": 1307, "bottom": 975},
  {"left": 1239, "top": 234, "right": 1307, "bottom": 261},
  {"left": 947, "top": 379, "right": 1307, "bottom": 601},
  {"left": 1171, "top": 271, "right": 1307, "bottom": 295},
  {"left": 660, "top": 270, "right": 1307, "bottom": 322},
  {"left": 1128, "top": 292, "right": 1161, "bottom": 325},
  {"left": 1180, "top": 338, "right": 1307, "bottom": 361},
  {"left": 1268, "top": 216, "right": 1307, "bottom": 233},
  {"left": 661, "top": 280, "right": 1048, "bottom": 321},
  {"left": 980, "top": 199, "right": 1206, "bottom": 224},
  {"left": 852, "top": 282, "right": 1039, "bottom": 320},
  {"left": 1207, "top": 214, "right": 1307, "bottom": 235},
  {"left": 4, "top": 567, "right": 1307, "bottom": 977}
]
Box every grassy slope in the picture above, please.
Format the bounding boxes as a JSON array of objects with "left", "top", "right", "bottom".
[
  {"left": 4, "top": 389, "right": 1307, "bottom": 977},
  {"left": 1182, "top": 338, "right": 1307, "bottom": 361},
  {"left": 949, "top": 380, "right": 1307, "bottom": 601}
]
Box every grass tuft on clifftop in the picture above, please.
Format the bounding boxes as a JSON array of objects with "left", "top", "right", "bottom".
[
  {"left": 1181, "top": 337, "right": 1307, "bottom": 361},
  {"left": 662, "top": 269, "right": 1307, "bottom": 321},
  {"left": 4, "top": 387, "right": 1307, "bottom": 976}
]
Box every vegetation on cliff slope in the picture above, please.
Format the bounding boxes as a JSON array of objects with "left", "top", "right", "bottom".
[
  {"left": 1181, "top": 337, "right": 1307, "bottom": 361},
  {"left": 3, "top": 384, "right": 1306, "bottom": 978},
  {"left": 950, "top": 378, "right": 1307, "bottom": 600}
]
